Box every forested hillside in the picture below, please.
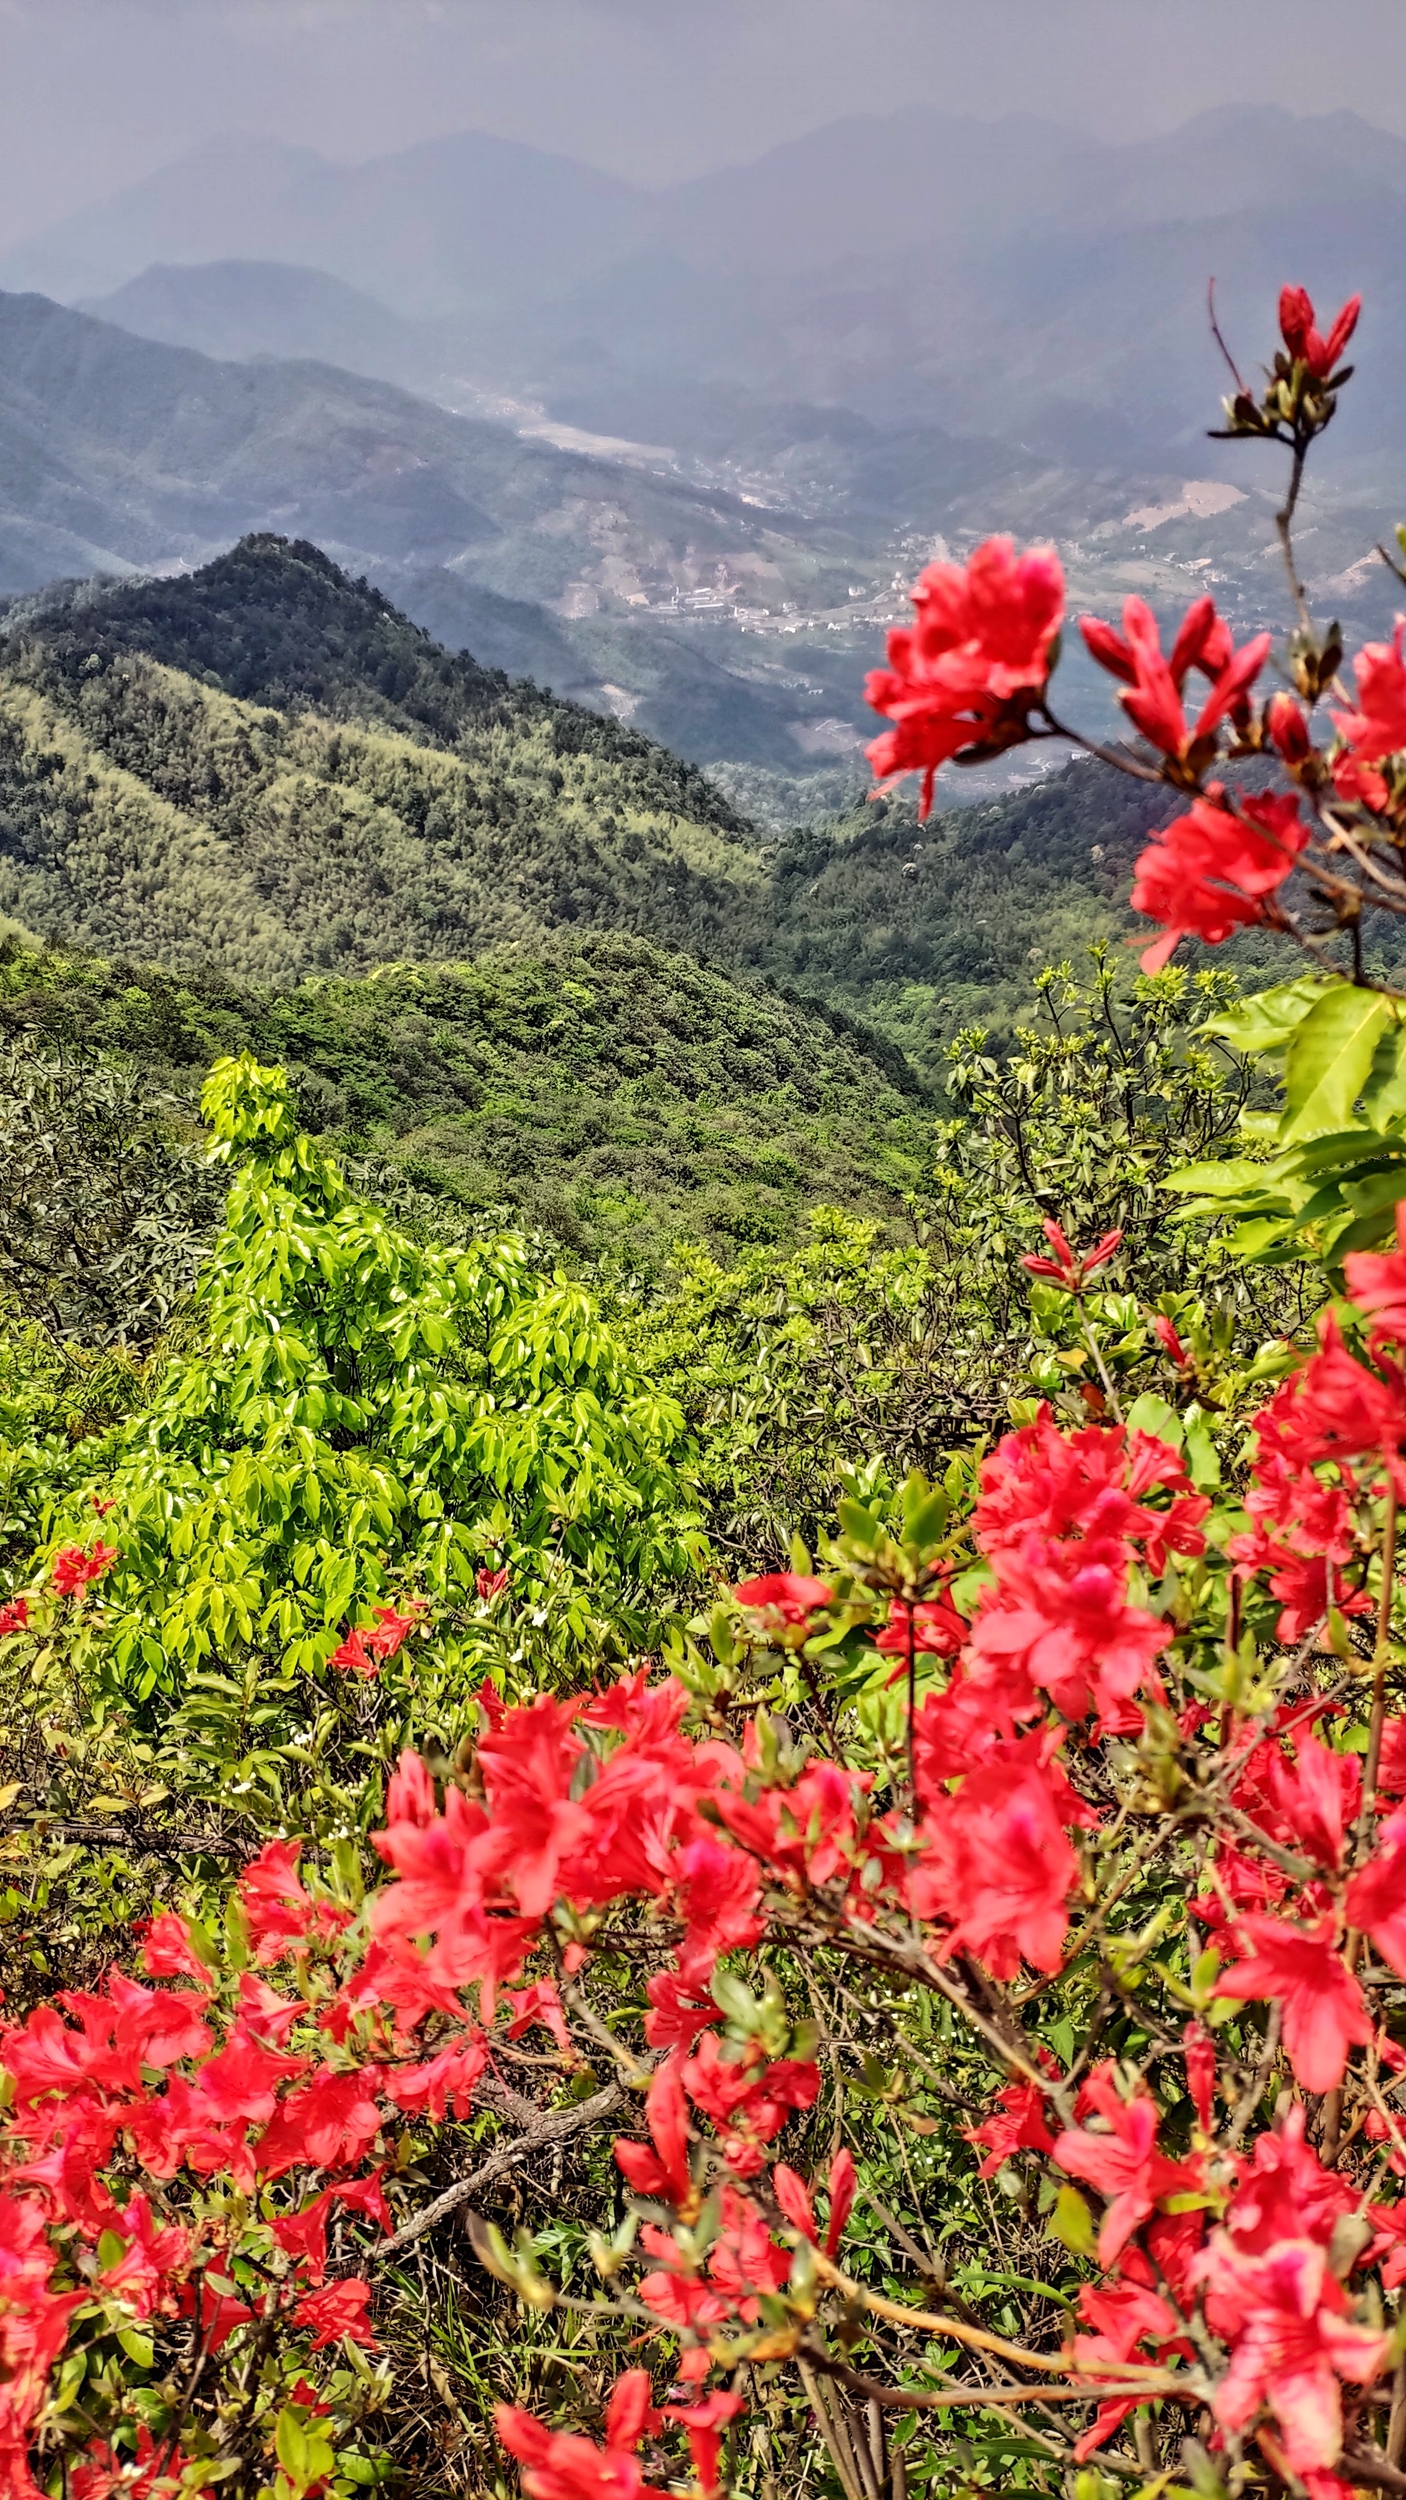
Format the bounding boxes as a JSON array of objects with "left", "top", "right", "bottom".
[
  {"left": 0, "top": 533, "right": 1201, "bottom": 1078},
  {"left": 0, "top": 931, "right": 928, "bottom": 1265},
  {"left": 0, "top": 540, "right": 769, "bottom": 978}
]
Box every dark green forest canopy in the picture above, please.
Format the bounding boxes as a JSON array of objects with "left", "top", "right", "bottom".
[{"left": 0, "top": 932, "right": 931, "bottom": 1264}]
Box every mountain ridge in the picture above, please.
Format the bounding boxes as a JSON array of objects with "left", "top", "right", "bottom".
[
  {"left": 0, "top": 531, "right": 1189, "bottom": 1086},
  {"left": 0, "top": 287, "right": 879, "bottom": 771},
  {"left": 10, "top": 103, "right": 1403, "bottom": 460}
]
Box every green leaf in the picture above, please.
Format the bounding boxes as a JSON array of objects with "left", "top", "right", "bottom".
[
  {"left": 1280, "top": 986, "right": 1394, "bottom": 1142},
  {"left": 1200, "top": 974, "right": 1330, "bottom": 1058},
  {"left": 276, "top": 2411, "right": 312, "bottom": 2484},
  {"left": 1048, "top": 2183, "right": 1095, "bottom": 2258},
  {"left": 1163, "top": 1155, "right": 1271, "bottom": 1198},
  {"left": 1183, "top": 1418, "right": 1221, "bottom": 1490},
  {"left": 1123, "top": 1393, "right": 1181, "bottom": 1447},
  {"left": 1362, "top": 1019, "right": 1406, "bottom": 1129}
]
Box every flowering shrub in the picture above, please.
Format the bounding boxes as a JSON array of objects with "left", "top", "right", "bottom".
[
  {"left": 9, "top": 1206, "right": 1406, "bottom": 2494},
  {"left": 866, "top": 282, "right": 1406, "bottom": 1279},
  {"left": 14, "top": 278, "right": 1406, "bottom": 2500}
]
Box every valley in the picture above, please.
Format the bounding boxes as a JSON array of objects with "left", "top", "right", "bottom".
[{"left": 0, "top": 104, "right": 1402, "bottom": 792}]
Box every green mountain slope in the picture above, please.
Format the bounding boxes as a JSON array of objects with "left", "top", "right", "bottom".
[
  {"left": 0, "top": 933, "right": 929, "bottom": 1266},
  {"left": 744, "top": 767, "right": 1181, "bottom": 1075},
  {"left": 0, "top": 531, "right": 1269, "bottom": 1083},
  {"left": 0, "top": 541, "right": 769, "bottom": 980}
]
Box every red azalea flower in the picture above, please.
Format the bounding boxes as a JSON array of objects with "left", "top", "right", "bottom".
[
  {"left": 496, "top": 2371, "right": 664, "bottom": 2500},
  {"left": 969, "top": 1532, "right": 1170, "bottom": 1728},
  {"left": 1070, "top": 2275, "right": 1185, "bottom": 2462},
  {"left": 1154, "top": 1314, "right": 1189, "bottom": 1365},
  {"left": 615, "top": 2057, "right": 694, "bottom": 2207},
  {"left": 291, "top": 2275, "right": 376, "bottom": 2352},
  {"left": 1344, "top": 1808, "right": 1406, "bottom": 1979},
  {"left": 1079, "top": 593, "right": 1269, "bottom": 765},
  {"left": 1233, "top": 1729, "right": 1361, "bottom": 1872},
  {"left": 1279, "top": 284, "right": 1361, "bottom": 381},
  {"left": 873, "top": 1593, "right": 966, "bottom": 1661},
  {"left": 1021, "top": 1217, "right": 1123, "bottom": 1291},
  {"left": 1253, "top": 1310, "right": 1406, "bottom": 1487},
  {"left": 253, "top": 2065, "right": 384, "bottom": 2181},
  {"left": 50, "top": 1541, "right": 118, "bottom": 1598},
  {"left": 662, "top": 2389, "right": 743, "bottom": 2500},
  {"left": 973, "top": 1409, "right": 1205, "bottom": 1569},
  {"left": 772, "top": 2147, "right": 856, "bottom": 2252},
  {"left": 1266, "top": 691, "right": 1313, "bottom": 767},
  {"left": 1220, "top": 2106, "right": 1358, "bottom": 2260},
  {"left": 368, "top": 1600, "right": 425, "bottom": 1657},
  {"left": 866, "top": 536, "right": 1064, "bottom": 817},
  {"left": 238, "top": 1840, "right": 351, "bottom": 1966},
  {"left": 380, "top": 2035, "right": 488, "bottom": 2122},
  {"left": 964, "top": 2080, "right": 1056, "bottom": 2177},
  {"left": 505, "top": 1978, "right": 572, "bottom": 2052},
  {"left": 731, "top": 1572, "right": 832, "bottom": 1624},
  {"left": 1053, "top": 2063, "right": 1197, "bottom": 2266},
  {"left": 1197, "top": 2235, "right": 1383, "bottom": 2479},
  {"left": 1331, "top": 622, "right": 1406, "bottom": 763},
  {"left": 328, "top": 1626, "right": 378, "bottom": 1676},
  {"left": 910, "top": 1732, "right": 1092, "bottom": 1978},
  {"left": 1217, "top": 1914, "right": 1372, "bottom": 2093},
  {"left": 1132, "top": 786, "right": 1308, "bottom": 973},
  {"left": 97, "top": 2191, "right": 192, "bottom": 2321},
  {"left": 680, "top": 2033, "right": 819, "bottom": 2177},
  {"left": 1183, "top": 2022, "right": 1216, "bottom": 2135},
  {"left": 1345, "top": 1203, "right": 1406, "bottom": 1338}
]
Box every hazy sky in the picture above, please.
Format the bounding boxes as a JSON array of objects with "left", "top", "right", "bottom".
[{"left": 5, "top": 0, "right": 1406, "bottom": 251}]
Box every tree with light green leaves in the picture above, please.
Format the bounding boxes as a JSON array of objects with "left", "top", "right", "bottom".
[{"left": 28, "top": 1055, "right": 701, "bottom": 1836}]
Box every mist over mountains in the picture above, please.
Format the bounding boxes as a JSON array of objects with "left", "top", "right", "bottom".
[
  {"left": 11, "top": 102, "right": 1404, "bottom": 459},
  {"left": 0, "top": 103, "right": 1402, "bottom": 783}
]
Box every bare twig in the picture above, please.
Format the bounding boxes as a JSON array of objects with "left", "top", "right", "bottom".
[{"left": 377, "top": 2082, "right": 623, "bottom": 2256}]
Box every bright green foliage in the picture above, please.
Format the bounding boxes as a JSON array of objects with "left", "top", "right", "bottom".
[
  {"left": 42, "top": 1056, "right": 701, "bottom": 1749},
  {"left": 628, "top": 954, "right": 1314, "bottom": 1562},
  {"left": 1170, "top": 974, "right": 1406, "bottom": 1264}
]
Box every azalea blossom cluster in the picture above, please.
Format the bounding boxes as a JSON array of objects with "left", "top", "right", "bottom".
[
  {"left": 11, "top": 1223, "right": 1406, "bottom": 2497},
  {"left": 866, "top": 284, "right": 1406, "bottom": 982}
]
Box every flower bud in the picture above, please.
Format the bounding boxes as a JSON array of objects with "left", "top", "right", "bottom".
[{"left": 1266, "top": 692, "right": 1311, "bottom": 767}]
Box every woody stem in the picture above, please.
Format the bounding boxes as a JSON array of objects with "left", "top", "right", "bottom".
[
  {"left": 1362, "top": 1487, "right": 1399, "bottom": 1840},
  {"left": 1277, "top": 438, "right": 1314, "bottom": 635},
  {"left": 1079, "top": 1301, "right": 1124, "bottom": 1423},
  {"left": 1036, "top": 702, "right": 1167, "bottom": 785}
]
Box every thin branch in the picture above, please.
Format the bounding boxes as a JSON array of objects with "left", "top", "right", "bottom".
[
  {"left": 802, "top": 2348, "right": 1184, "bottom": 2413},
  {"left": 1207, "top": 277, "right": 1249, "bottom": 398},
  {"left": 377, "top": 2081, "right": 622, "bottom": 2256},
  {"left": 1277, "top": 441, "right": 1315, "bottom": 633}
]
